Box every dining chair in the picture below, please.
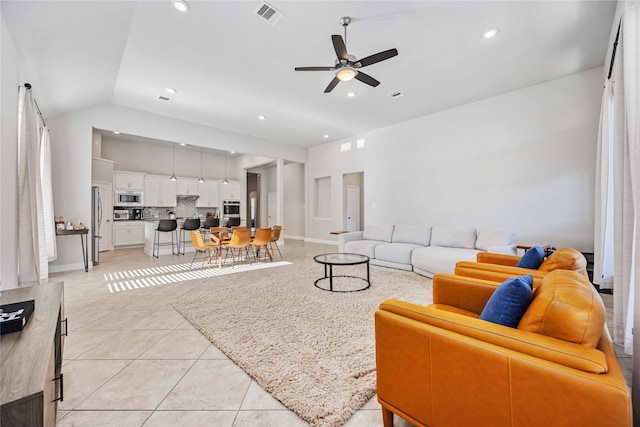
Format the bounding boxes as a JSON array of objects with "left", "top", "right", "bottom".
[
  {"left": 208, "top": 227, "right": 230, "bottom": 267},
  {"left": 251, "top": 228, "right": 273, "bottom": 262},
  {"left": 189, "top": 230, "right": 216, "bottom": 269},
  {"left": 269, "top": 225, "right": 283, "bottom": 258},
  {"left": 223, "top": 228, "right": 255, "bottom": 267}
]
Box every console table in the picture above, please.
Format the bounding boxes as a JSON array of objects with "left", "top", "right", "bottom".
[
  {"left": 1, "top": 282, "right": 65, "bottom": 426},
  {"left": 56, "top": 229, "right": 89, "bottom": 271}
]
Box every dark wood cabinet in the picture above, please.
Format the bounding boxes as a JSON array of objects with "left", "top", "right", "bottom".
[{"left": 1, "top": 282, "right": 65, "bottom": 426}]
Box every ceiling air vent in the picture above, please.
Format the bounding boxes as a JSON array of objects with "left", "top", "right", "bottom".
[
  {"left": 158, "top": 95, "right": 171, "bottom": 101},
  {"left": 390, "top": 92, "right": 404, "bottom": 98},
  {"left": 255, "top": 2, "right": 283, "bottom": 25}
]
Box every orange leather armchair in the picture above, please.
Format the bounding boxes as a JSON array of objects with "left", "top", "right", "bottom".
[
  {"left": 454, "top": 246, "right": 588, "bottom": 287},
  {"left": 375, "top": 270, "right": 630, "bottom": 427}
]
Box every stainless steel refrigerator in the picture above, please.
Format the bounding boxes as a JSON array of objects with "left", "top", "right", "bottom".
[{"left": 91, "top": 186, "right": 102, "bottom": 265}]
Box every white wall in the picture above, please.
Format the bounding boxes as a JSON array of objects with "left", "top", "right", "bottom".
[
  {"left": 308, "top": 67, "right": 603, "bottom": 251},
  {"left": 46, "top": 103, "right": 307, "bottom": 271},
  {"left": 1, "top": 13, "right": 21, "bottom": 289}
]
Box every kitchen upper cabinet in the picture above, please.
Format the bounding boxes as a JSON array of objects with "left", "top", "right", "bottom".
[
  {"left": 220, "top": 180, "right": 241, "bottom": 201},
  {"left": 114, "top": 171, "right": 145, "bottom": 191},
  {"left": 114, "top": 221, "right": 145, "bottom": 246},
  {"left": 144, "top": 175, "right": 177, "bottom": 207},
  {"left": 196, "top": 180, "right": 220, "bottom": 208},
  {"left": 176, "top": 178, "right": 198, "bottom": 196}
]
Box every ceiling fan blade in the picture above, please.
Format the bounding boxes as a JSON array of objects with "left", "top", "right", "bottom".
[
  {"left": 357, "top": 48, "right": 398, "bottom": 68},
  {"left": 331, "top": 35, "right": 349, "bottom": 61},
  {"left": 295, "top": 66, "right": 336, "bottom": 71},
  {"left": 354, "top": 72, "right": 380, "bottom": 87},
  {"left": 324, "top": 77, "right": 340, "bottom": 93}
]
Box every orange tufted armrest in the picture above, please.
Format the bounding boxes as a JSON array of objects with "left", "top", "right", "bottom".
[
  {"left": 538, "top": 246, "right": 588, "bottom": 277},
  {"left": 519, "top": 270, "right": 604, "bottom": 346}
]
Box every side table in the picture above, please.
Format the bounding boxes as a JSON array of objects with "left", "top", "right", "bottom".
[
  {"left": 516, "top": 244, "right": 553, "bottom": 257},
  {"left": 55, "top": 229, "right": 89, "bottom": 272}
]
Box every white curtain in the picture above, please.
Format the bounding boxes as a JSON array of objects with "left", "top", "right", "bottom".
[
  {"left": 594, "top": 2, "right": 640, "bottom": 424},
  {"left": 41, "top": 127, "right": 57, "bottom": 262},
  {"left": 17, "top": 86, "right": 55, "bottom": 282}
]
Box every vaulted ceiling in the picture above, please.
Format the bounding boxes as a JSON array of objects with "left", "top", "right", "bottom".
[{"left": 2, "top": 1, "right": 616, "bottom": 148}]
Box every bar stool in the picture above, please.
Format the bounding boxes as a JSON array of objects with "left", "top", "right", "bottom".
[
  {"left": 179, "top": 218, "right": 201, "bottom": 255},
  {"left": 153, "top": 219, "right": 178, "bottom": 258},
  {"left": 202, "top": 217, "right": 219, "bottom": 230}
]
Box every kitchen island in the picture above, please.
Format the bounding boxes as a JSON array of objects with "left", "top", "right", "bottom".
[{"left": 143, "top": 219, "right": 197, "bottom": 257}]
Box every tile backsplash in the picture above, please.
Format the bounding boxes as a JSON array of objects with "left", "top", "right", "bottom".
[{"left": 143, "top": 198, "right": 219, "bottom": 220}]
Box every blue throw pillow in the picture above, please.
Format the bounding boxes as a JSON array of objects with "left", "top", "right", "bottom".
[
  {"left": 516, "top": 246, "right": 545, "bottom": 269},
  {"left": 479, "top": 275, "right": 534, "bottom": 328}
]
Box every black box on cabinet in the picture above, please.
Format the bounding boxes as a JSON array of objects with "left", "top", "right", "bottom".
[{"left": 0, "top": 300, "right": 35, "bottom": 335}]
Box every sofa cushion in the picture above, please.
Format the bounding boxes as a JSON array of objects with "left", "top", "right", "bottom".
[
  {"left": 479, "top": 275, "right": 534, "bottom": 328},
  {"left": 475, "top": 228, "right": 515, "bottom": 251},
  {"left": 518, "top": 270, "right": 604, "bottom": 347},
  {"left": 516, "top": 246, "right": 545, "bottom": 269},
  {"left": 343, "top": 240, "right": 383, "bottom": 259},
  {"left": 391, "top": 225, "right": 431, "bottom": 246},
  {"left": 412, "top": 246, "right": 481, "bottom": 277},
  {"left": 362, "top": 225, "right": 394, "bottom": 242},
  {"left": 539, "top": 247, "right": 588, "bottom": 277},
  {"left": 430, "top": 226, "right": 477, "bottom": 249},
  {"left": 375, "top": 242, "right": 424, "bottom": 265}
]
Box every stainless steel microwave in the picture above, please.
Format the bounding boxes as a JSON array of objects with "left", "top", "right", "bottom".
[{"left": 115, "top": 191, "right": 143, "bottom": 206}]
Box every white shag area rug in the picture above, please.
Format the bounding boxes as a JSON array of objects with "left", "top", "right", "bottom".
[{"left": 171, "top": 265, "right": 433, "bottom": 427}]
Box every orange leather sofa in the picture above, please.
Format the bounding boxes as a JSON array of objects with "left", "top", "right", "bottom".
[
  {"left": 375, "top": 270, "right": 630, "bottom": 427},
  {"left": 454, "top": 246, "right": 588, "bottom": 287}
]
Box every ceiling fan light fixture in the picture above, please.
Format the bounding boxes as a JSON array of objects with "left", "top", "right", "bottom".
[{"left": 336, "top": 67, "right": 357, "bottom": 81}]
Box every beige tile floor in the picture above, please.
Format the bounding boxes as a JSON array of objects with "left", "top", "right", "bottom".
[
  {"left": 51, "top": 239, "right": 414, "bottom": 427},
  {"left": 49, "top": 239, "right": 628, "bottom": 427}
]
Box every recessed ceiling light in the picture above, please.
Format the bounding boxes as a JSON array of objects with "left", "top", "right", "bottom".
[
  {"left": 258, "top": 115, "right": 267, "bottom": 120},
  {"left": 172, "top": 0, "right": 190, "bottom": 12},
  {"left": 323, "top": 134, "right": 329, "bottom": 138},
  {"left": 347, "top": 92, "right": 356, "bottom": 98},
  {"left": 113, "top": 131, "right": 120, "bottom": 134},
  {"left": 180, "top": 143, "right": 186, "bottom": 146},
  {"left": 482, "top": 28, "right": 500, "bottom": 39},
  {"left": 166, "top": 88, "right": 177, "bottom": 94},
  {"left": 230, "top": 151, "right": 235, "bottom": 154}
]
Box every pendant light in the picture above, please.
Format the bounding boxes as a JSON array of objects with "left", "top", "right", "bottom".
[
  {"left": 169, "top": 143, "right": 177, "bottom": 181},
  {"left": 198, "top": 147, "right": 205, "bottom": 183},
  {"left": 223, "top": 151, "right": 229, "bottom": 185}
]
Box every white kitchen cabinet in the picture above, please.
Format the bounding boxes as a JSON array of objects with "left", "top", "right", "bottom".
[
  {"left": 114, "top": 171, "right": 145, "bottom": 191},
  {"left": 114, "top": 221, "right": 145, "bottom": 246},
  {"left": 196, "top": 180, "right": 220, "bottom": 207},
  {"left": 176, "top": 178, "right": 199, "bottom": 196},
  {"left": 220, "top": 180, "right": 240, "bottom": 201},
  {"left": 144, "top": 175, "right": 177, "bottom": 207}
]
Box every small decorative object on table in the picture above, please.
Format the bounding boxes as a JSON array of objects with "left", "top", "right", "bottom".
[{"left": 0, "top": 300, "right": 35, "bottom": 335}]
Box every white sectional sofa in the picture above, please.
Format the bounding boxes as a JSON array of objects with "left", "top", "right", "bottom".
[{"left": 338, "top": 225, "right": 515, "bottom": 278}]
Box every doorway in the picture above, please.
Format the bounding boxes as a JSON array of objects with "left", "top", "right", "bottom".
[
  {"left": 343, "top": 172, "right": 364, "bottom": 232},
  {"left": 247, "top": 172, "right": 260, "bottom": 228}
]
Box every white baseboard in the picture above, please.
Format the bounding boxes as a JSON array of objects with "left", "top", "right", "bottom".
[
  {"left": 49, "top": 262, "right": 88, "bottom": 273},
  {"left": 304, "top": 237, "right": 338, "bottom": 245}
]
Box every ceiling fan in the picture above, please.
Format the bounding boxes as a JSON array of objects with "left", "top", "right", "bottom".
[{"left": 295, "top": 16, "right": 398, "bottom": 93}]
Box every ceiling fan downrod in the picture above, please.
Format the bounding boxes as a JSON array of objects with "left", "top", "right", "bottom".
[{"left": 341, "top": 16, "right": 350, "bottom": 48}]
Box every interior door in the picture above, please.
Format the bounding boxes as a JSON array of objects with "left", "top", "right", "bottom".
[
  {"left": 96, "top": 181, "right": 112, "bottom": 251},
  {"left": 346, "top": 185, "right": 360, "bottom": 232},
  {"left": 268, "top": 192, "right": 277, "bottom": 228}
]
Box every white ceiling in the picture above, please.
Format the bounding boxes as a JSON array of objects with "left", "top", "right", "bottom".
[{"left": 2, "top": 1, "right": 616, "bottom": 148}]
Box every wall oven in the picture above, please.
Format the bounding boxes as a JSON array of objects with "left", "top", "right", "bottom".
[
  {"left": 115, "top": 191, "right": 143, "bottom": 206},
  {"left": 223, "top": 200, "right": 240, "bottom": 216}
]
